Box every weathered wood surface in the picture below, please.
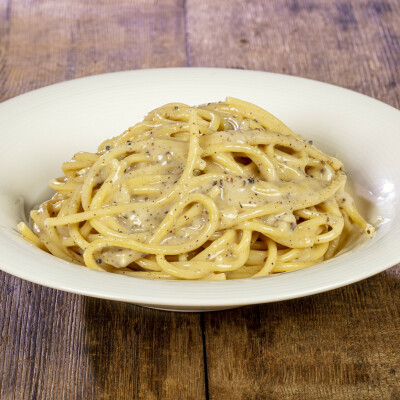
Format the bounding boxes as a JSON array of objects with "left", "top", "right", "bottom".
[{"left": 0, "top": 1, "right": 399, "bottom": 399}]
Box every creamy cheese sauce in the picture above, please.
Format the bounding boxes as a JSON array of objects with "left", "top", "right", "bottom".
[
  {"left": 22, "top": 99, "right": 374, "bottom": 279},
  {"left": 93, "top": 131, "right": 341, "bottom": 268}
]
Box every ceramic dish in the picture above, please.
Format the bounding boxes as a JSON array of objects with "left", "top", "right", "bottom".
[{"left": 0, "top": 68, "right": 399, "bottom": 311}]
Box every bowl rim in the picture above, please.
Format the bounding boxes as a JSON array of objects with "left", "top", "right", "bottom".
[{"left": 1, "top": 67, "right": 399, "bottom": 309}]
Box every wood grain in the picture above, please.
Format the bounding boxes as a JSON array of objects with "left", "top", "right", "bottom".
[
  {"left": 203, "top": 278, "right": 400, "bottom": 399},
  {"left": 0, "top": 0, "right": 400, "bottom": 399},
  {"left": 0, "top": 1, "right": 205, "bottom": 400},
  {"left": 187, "top": 0, "right": 400, "bottom": 106},
  {"left": 1, "top": 0, "right": 187, "bottom": 99},
  {"left": 186, "top": 0, "right": 400, "bottom": 398}
]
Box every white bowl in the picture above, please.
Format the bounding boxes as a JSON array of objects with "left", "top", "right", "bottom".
[{"left": 0, "top": 68, "right": 399, "bottom": 311}]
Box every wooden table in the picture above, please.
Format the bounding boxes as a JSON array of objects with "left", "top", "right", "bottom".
[{"left": 1, "top": 1, "right": 399, "bottom": 399}]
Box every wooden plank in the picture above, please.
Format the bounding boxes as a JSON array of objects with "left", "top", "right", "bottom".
[
  {"left": 186, "top": 0, "right": 400, "bottom": 107},
  {"left": 82, "top": 298, "right": 205, "bottom": 400},
  {"left": 0, "top": 0, "right": 12, "bottom": 100},
  {"left": 0, "top": 278, "right": 206, "bottom": 400},
  {"left": 1, "top": 0, "right": 400, "bottom": 398},
  {"left": 203, "top": 278, "right": 400, "bottom": 399},
  {"left": 0, "top": 1, "right": 205, "bottom": 400},
  {"left": 0, "top": 0, "right": 188, "bottom": 100},
  {"left": 186, "top": 0, "right": 400, "bottom": 398}
]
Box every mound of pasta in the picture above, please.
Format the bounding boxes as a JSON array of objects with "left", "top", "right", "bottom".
[{"left": 18, "top": 98, "right": 374, "bottom": 280}]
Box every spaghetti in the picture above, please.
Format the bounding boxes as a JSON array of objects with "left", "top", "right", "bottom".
[{"left": 18, "top": 98, "right": 374, "bottom": 280}]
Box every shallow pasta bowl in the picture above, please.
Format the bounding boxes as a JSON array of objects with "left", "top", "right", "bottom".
[{"left": 0, "top": 68, "right": 399, "bottom": 311}]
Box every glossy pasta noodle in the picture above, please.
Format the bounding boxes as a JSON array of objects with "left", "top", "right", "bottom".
[{"left": 18, "top": 98, "right": 374, "bottom": 280}]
